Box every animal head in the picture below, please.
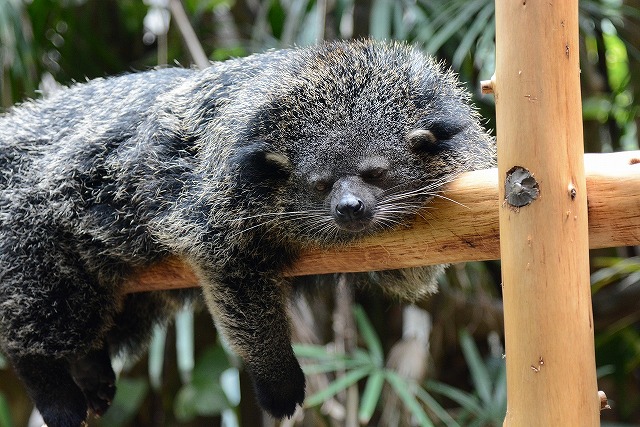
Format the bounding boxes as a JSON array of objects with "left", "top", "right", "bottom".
[{"left": 226, "top": 40, "right": 494, "bottom": 246}]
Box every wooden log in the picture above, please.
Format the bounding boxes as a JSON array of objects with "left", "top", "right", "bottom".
[
  {"left": 495, "top": 1, "right": 599, "bottom": 424},
  {"left": 124, "top": 151, "right": 640, "bottom": 293}
]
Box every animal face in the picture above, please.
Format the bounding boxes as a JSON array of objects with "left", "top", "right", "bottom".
[{"left": 225, "top": 41, "right": 493, "bottom": 247}]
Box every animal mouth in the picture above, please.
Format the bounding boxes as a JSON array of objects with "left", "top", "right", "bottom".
[{"left": 334, "top": 217, "right": 373, "bottom": 233}]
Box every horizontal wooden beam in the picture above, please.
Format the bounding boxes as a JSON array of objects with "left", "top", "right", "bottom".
[{"left": 124, "top": 150, "right": 640, "bottom": 293}]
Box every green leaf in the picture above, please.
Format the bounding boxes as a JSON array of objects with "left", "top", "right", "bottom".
[
  {"left": 385, "top": 371, "right": 434, "bottom": 427},
  {"left": 294, "top": 343, "right": 345, "bottom": 359},
  {"left": 305, "top": 366, "right": 371, "bottom": 407},
  {"left": 425, "top": 0, "right": 487, "bottom": 54},
  {"left": 174, "top": 382, "right": 230, "bottom": 421},
  {"left": 451, "top": 2, "right": 494, "bottom": 69},
  {"left": 0, "top": 392, "right": 12, "bottom": 427},
  {"left": 492, "top": 362, "right": 507, "bottom": 410},
  {"left": 148, "top": 324, "right": 167, "bottom": 391},
  {"left": 358, "top": 370, "right": 385, "bottom": 424},
  {"left": 353, "top": 305, "right": 384, "bottom": 366},
  {"left": 459, "top": 330, "right": 492, "bottom": 405},
  {"left": 370, "top": 0, "right": 392, "bottom": 40},
  {"left": 99, "top": 378, "right": 149, "bottom": 427},
  {"left": 192, "top": 344, "right": 232, "bottom": 386},
  {"left": 300, "top": 358, "right": 370, "bottom": 375},
  {"left": 596, "top": 364, "right": 616, "bottom": 378},
  {"left": 426, "top": 380, "right": 483, "bottom": 415},
  {"left": 414, "top": 386, "right": 460, "bottom": 427},
  {"left": 175, "top": 306, "right": 195, "bottom": 384},
  {"left": 173, "top": 343, "right": 234, "bottom": 421},
  {"left": 294, "top": 343, "right": 372, "bottom": 363}
]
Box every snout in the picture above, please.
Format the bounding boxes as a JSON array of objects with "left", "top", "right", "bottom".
[{"left": 333, "top": 193, "right": 373, "bottom": 232}]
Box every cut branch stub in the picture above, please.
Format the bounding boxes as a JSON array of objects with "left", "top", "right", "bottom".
[{"left": 504, "top": 166, "right": 539, "bottom": 208}]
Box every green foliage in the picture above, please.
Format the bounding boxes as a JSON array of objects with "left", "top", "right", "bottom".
[
  {"left": 0, "top": 393, "right": 12, "bottom": 427},
  {"left": 427, "top": 330, "right": 506, "bottom": 426},
  {"left": 99, "top": 378, "right": 149, "bottom": 427},
  {"left": 295, "top": 305, "right": 457, "bottom": 426},
  {"left": 591, "top": 256, "right": 640, "bottom": 293},
  {"left": 297, "top": 311, "right": 507, "bottom": 426},
  {"left": 0, "top": 356, "right": 9, "bottom": 427},
  {"left": 0, "top": 0, "right": 38, "bottom": 104},
  {"left": 581, "top": 12, "right": 639, "bottom": 151},
  {"left": 173, "top": 344, "right": 235, "bottom": 422}
]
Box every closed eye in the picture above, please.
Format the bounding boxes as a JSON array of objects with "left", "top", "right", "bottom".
[
  {"left": 312, "top": 179, "right": 332, "bottom": 193},
  {"left": 361, "top": 166, "right": 388, "bottom": 182}
]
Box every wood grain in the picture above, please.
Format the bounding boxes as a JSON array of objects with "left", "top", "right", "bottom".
[{"left": 495, "top": 1, "right": 599, "bottom": 424}]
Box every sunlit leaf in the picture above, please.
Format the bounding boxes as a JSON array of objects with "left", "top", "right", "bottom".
[
  {"left": 175, "top": 306, "right": 195, "bottom": 384},
  {"left": 353, "top": 305, "right": 384, "bottom": 366},
  {"left": 358, "top": 370, "right": 384, "bottom": 424},
  {"left": 459, "top": 329, "right": 492, "bottom": 405},
  {"left": 385, "top": 371, "right": 434, "bottom": 427},
  {"left": 148, "top": 324, "right": 167, "bottom": 391},
  {"left": 305, "top": 366, "right": 371, "bottom": 407}
]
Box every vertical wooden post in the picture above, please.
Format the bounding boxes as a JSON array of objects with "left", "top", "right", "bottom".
[{"left": 494, "top": 1, "right": 600, "bottom": 425}]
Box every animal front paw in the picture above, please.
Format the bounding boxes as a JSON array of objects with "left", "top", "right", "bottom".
[
  {"left": 69, "top": 348, "right": 116, "bottom": 417},
  {"left": 38, "top": 397, "right": 88, "bottom": 427},
  {"left": 82, "top": 378, "right": 116, "bottom": 416},
  {"left": 252, "top": 361, "right": 306, "bottom": 419}
]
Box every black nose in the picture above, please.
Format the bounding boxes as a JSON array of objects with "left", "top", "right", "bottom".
[{"left": 335, "top": 195, "right": 365, "bottom": 220}]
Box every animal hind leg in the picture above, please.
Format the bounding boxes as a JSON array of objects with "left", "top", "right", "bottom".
[
  {"left": 0, "top": 256, "right": 120, "bottom": 425},
  {"left": 8, "top": 353, "right": 88, "bottom": 427}
]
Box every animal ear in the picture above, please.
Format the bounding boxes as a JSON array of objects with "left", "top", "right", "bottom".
[
  {"left": 407, "top": 129, "right": 438, "bottom": 154},
  {"left": 231, "top": 142, "right": 292, "bottom": 186}
]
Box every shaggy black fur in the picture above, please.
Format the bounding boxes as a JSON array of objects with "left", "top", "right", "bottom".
[{"left": 0, "top": 40, "right": 494, "bottom": 425}]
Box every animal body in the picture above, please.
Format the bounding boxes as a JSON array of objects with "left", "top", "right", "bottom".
[{"left": 0, "top": 40, "right": 494, "bottom": 425}]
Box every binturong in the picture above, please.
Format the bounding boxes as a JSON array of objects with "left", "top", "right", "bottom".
[{"left": 0, "top": 40, "right": 495, "bottom": 425}]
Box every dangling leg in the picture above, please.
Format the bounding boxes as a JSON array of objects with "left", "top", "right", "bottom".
[
  {"left": 8, "top": 354, "right": 88, "bottom": 427},
  {"left": 199, "top": 268, "right": 305, "bottom": 418},
  {"left": 0, "top": 254, "right": 119, "bottom": 426},
  {"left": 69, "top": 290, "right": 197, "bottom": 418}
]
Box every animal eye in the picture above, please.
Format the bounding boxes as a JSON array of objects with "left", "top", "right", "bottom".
[
  {"left": 362, "top": 167, "right": 388, "bottom": 181},
  {"left": 313, "top": 180, "right": 331, "bottom": 193}
]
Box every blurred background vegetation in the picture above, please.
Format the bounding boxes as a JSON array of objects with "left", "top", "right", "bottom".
[{"left": 1, "top": 0, "right": 640, "bottom": 425}]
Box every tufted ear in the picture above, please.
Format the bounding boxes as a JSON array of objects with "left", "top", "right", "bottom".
[
  {"left": 407, "top": 129, "right": 438, "bottom": 154},
  {"left": 407, "top": 118, "right": 468, "bottom": 156},
  {"left": 230, "top": 141, "right": 292, "bottom": 188}
]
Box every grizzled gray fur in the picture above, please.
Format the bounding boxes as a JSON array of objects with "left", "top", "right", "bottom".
[{"left": 0, "top": 40, "right": 494, "bottom": 425}]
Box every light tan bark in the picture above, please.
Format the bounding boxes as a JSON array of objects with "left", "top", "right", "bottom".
[{"left": 495, "top": 1, "right": 600, "bottom": 424}]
